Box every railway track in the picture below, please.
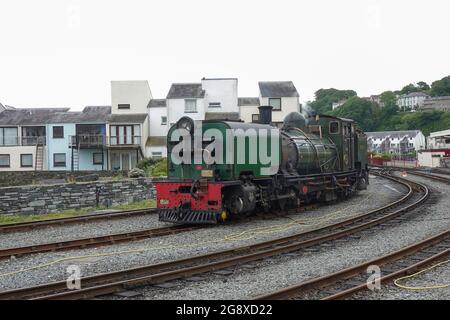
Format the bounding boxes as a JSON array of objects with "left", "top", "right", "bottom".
[
  {"left": 0, "top": 208, "right": 157, "bottom": 233},
  {"left": 0, "top": 171, "right": 429, "bottom": 300},
  {"left": 0, "top": 224, "right": 198, "bottom": 260},
  {"left": 369, "top": 164, "right": 450, "bottom": 185},
  {"left": 255, "top": 228, "right": 450, "bottom": 300},
  {"left": 404, "top": 170, "right": 450, "bottom": 185}
]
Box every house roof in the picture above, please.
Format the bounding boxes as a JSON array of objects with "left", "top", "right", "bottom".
[
  {"left": 205, "top": 112, "right": 240, "bottom": 121},
  {"left": 238, "top": 97, "right": 260, "bottom": 106},
  {"left": 366, "top": 130, "right": 421, "bottom": 140},
  {"left": 108, "top": 113, "right": 148, "bottom": 124},
  {"left": 147, "top": 99, "right": 167, "bottom": 108},
  {"left": 258, "top": 81, "right": 299, "bottom": 98},
  {"left": 49, "top": 106, "right": 111, "bottom": 124},
  {"left": 0, "top": 107, "right": 71, "bottom": 125},
  {"left": 166, "top": 83, "right": 205, "bottom": 99},
  {"left": 402, "top": 92, "right": 430, "bottom": 98}
]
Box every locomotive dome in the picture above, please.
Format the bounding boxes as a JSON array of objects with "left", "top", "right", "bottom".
[{"left": 283, "top": 112, "right": 306, "bottom": 129}]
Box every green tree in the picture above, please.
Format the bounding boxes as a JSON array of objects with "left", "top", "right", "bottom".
[
  {"left": 330, "top": 96, "right": 379, "bottom": 131},
  {"left": 309, "top": 88, "right": 357, "bottom": 114},
  {"left": 430, "top": 75, "right": 450, "bottom": 97},
  {"left": 417, "top": 81, "right": 430, "bottom": 91},
  {"left": 400, "top": 83, "right": 418, "bottom": 95},
  {"left": 379, "top": 91, "right": 398, "bottom": 108}
]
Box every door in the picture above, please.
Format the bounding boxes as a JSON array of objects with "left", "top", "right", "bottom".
[{"left": 121, "top": 153, "right": 130, "bottom": 170}]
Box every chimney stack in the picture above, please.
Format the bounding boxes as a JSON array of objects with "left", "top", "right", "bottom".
[{"left": 258, "top": 105, "right": 273, "bottom": 125}]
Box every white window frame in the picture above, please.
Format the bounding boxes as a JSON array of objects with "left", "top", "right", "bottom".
[{"left": 184, "top": 99, "right": 197, "bottom": 113}]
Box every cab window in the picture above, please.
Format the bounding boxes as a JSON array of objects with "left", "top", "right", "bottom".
[{"left": 329, "top": 121, "right": 339, "bottom": 134}]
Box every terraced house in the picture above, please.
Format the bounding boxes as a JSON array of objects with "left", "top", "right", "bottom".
[
  {"left": 239, "top": 81, "right": 301, "bottom": 126},
  {"left": 0, "top": 105, "right": 69, "bottom": 171}
]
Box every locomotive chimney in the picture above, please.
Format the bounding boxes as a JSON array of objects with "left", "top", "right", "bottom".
[{"left": 258, "top": 105, "right": 273, "bottom": 125}]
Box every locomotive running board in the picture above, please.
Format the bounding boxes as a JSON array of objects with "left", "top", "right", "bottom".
[{"left": 158, "top": 208, "right": 220, "bottom": 225}]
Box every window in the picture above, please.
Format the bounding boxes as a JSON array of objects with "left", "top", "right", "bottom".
[
  {"left": 209, "top": 102, "right": 221, "bottom": 108},
  {"left": 53, "top": 126, "right": 64, "bottom": 138},
  {"left": 20, "top": 154, "right": 33, "bottom": 167},
  {"left": 152, "top": 152, "right": 163, "bottom": 159},
  {"left": 329, "top": 121, "right": 339, "bottom": 134},
  {"left": 185, "top": 99, "right": 197, "bottom": 112},
  {"left": 268, "top": 98, "right": 281, "bottom": 111},
  {"left": 53, "top": 153, "right": 66, "bottom": 167},
  {"left": 110, "top": 125, "right": 141, "bottom": 145},
  {"left": 0, "top": 154, "right": 10, "bottom": 167},
  {"left": 93, "top": 153, "right": 104, "bottom": 165},
  {"left": 118, "top": 104, "right": 130, "bottom": 109},
  {"left": 0, "top": 127, "right": 18, "bottom": 146},
  {"left": 161, "top": 116, "right": 167, "bottom": 125},
  {"left": 252, "top": 114, "right": 260, "bottom": 123}
]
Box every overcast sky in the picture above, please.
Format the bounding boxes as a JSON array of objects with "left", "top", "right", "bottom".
[{"left": 0, "top": 0, "right": 449, "bottom": 110}]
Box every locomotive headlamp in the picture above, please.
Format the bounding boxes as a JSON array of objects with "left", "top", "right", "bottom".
[{"left": 177, "top": 116, "right": 195, "bottom": 133}]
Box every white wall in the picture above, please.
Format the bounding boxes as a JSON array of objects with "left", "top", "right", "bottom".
[
  {"left": 201, "top": 78, "right": 238, "bottom": 113},
  {"left": 259, "top": 96, "right": 300, "bottom": 123},
  {"left": 414, "top": 132, "right": 426, "bottom": 151},
  {"left": 240, "top": 105, "right": 259, "bottom": 123},
  {"left": 111, "top": 80, "right": 152, "bottom": 114},
  {"left": 146, "top": 145, "right": 167, "bottom": 158},
  {"left": 418, "top": 151, "right": 446, "bottom": 168},
  {"left": 0, "top": 145, "right": 46, "bottom": 171},
  {"left": 149, "top": 107, "right": 168, "bottom": 137},
  {"left": 167, "top": 98, "right": 205, "bottom": 126}
]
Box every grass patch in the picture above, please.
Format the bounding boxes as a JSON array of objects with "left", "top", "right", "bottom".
[{"left": 0, "top": 199, "right": 156, "bottom": 225}]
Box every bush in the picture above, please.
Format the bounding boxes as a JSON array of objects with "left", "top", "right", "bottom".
[{"left": 137, "top": 157, "right": 167, "bottom": 177}]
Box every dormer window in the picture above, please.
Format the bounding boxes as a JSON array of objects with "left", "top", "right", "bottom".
[{"left": 118, "top": 104, "right": 130, "bottom": 109}]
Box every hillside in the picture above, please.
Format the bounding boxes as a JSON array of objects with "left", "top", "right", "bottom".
[{"left": 308, "top": 76, "right": 450, "bottom": 136}]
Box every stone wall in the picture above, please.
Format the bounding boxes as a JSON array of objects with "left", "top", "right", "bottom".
[
  {"left": 0, "top": 171, "right": 126, "bottom": 187},
  {"left": 0, "top": 178, "right": 154, "bottom": 215}
]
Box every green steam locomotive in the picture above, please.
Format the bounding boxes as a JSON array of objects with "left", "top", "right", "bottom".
[{"left": 155, "top": 106, "right": 369, "bottom": 224}]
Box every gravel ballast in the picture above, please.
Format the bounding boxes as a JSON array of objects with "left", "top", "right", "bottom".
[
  {"left": 0, "top": 175, "right": 406, "bottom": 292},
  {"left": 107, "top": 173, "right": 449, "bottom": 300}
]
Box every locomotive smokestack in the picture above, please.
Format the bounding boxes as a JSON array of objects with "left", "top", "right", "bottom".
[{"left": 258, "top": 105, "right": 273, "bottom": 125}]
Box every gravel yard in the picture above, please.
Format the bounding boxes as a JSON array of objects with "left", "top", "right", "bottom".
[
  {"left": 0, "top": 211, "right": 161, "bottom": 250},
  {"left": 0, "top": 175, "right": 405, "bottom": 292},
  {"left": 105, "top": 173, "right": 448, "bottom": 300}
]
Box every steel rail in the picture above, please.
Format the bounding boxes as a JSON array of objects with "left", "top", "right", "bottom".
[
  {"left": 254, "top": 229, "right": 450, "bottom": 300},
  {"left": 0, "top": 224, "right": 197, "bottom": 260},
  {"left": 0, "top": 171, "right": 428, "bottom": 300},
  {"left": 0, "top": 208, "right": 157, "bottom": 233}
]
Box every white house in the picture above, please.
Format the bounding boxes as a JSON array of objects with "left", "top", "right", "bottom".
[
  {"left": 427, "top": 129, "right": 450, "bottom": 149},
  {"left": 201, "top": 78, "right": 239, "bottom": 119},
  {"left": 107, "top": 81, "right": 151, "bottom": 170},
  {"left": 366, "top": 130, "right": 426, "bottom": 155},
  {"left": 397, "top": 92, "right": 430, "bottom": 111},
  {"left": 166, "top": 83, "right": 206, "bottom": 127},
  {"left": 238, "top": 97, "right": 260, "bottom": 123},
  {"left": 258, "top": 81, "right": 300, "bottom": 125},
  {"left": 332, "top": 99, "right": 347, "bottom": 110},
  {"left": 147, "top": 99, "right": 168, "bottom": 158}
]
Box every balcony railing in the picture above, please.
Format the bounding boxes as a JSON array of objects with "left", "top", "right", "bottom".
[
  {"left": 69, "top": 135, "right": 142, "bottom": 148},
  {"left": 0, "top": 136, "right": 46, "bottom": 146},
  {"left": 70, "top": 135, "right": 106, "bottom": 148},
  {"left": 22, "top": 136, "right": 46, "bottom": 146}
]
